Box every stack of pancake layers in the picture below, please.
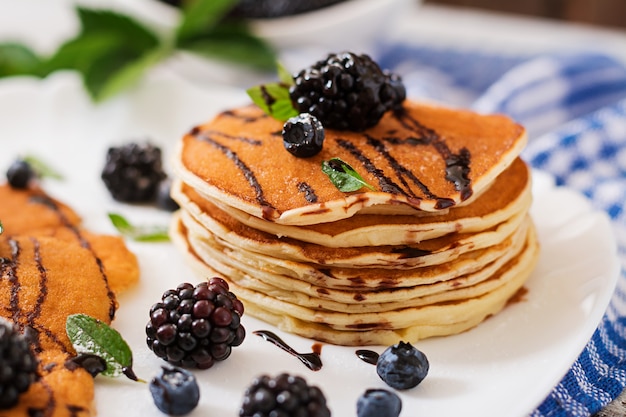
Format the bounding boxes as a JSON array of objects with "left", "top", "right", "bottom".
[{"left": 170, "top": 100, "right": 539, "bottom": 346}]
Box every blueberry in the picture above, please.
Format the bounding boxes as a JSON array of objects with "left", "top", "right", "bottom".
[
  {"left": 376, "top": 341, "right": 429, "bottom": 390},
  {"left": 6, "top": 159, "right": 36, "bottom": 189},
  {"left": 149, "top": 365, "right": 200, "bottom": 415},
  {"left": 357, "top": 389, "right": 402, "bottom": 417},
  {"left": 282, "top": 113, "right": 325, "bottom": 158}
]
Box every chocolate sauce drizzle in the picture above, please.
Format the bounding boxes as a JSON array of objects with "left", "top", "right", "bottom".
[
  {"left": 394, "top": 109, "right": 473, "bottom": 204},
  {"left": 253, "top": 330, "right": 323, "bottom": 371},
  {"left": 355, "top": 349, "right": 379, "bottom": 365},
  {"left": 297, "top": 181, "right": 318, "bottom": 203},
  {"left": 191, "top": 129, "right": 277, "bottom": 220},
  {"left": 29, "top": 194, "right": 117, "bottom": 320}
]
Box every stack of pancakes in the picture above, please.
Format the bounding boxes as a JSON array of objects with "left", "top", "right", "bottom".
[{"left": 170, "top": 100, "right": 539, "bottom": 346}]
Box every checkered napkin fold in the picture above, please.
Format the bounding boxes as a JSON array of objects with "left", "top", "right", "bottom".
[{"left": 377, "top": 46, "right": 626, "bottom": 416}]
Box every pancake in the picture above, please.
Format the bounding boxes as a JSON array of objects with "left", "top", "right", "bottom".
[
  {"left": 171, "top": 216, "right": 539, "bottom": 346},
  {"left": 183, "top": 216, "right": 532, "bottom": 311},
  {"left": 177, "top": 211, "right": 530, "bottom": 304},
  {"left": 0, "top": 183, "right": 140, "bottom": 415},
  {"left": 173, "top": 157, "right": 532, "bottom": 248},
  {"left": 3, "top": 349, "right": 95, "bottom": 417},
  {"left": 173, "top": 101, "right": 527, "bottom": 225},
  {"left": 178, "top": 190, "right": 527, "bottom": 268}
]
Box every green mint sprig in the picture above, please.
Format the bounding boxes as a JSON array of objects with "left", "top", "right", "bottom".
[
  {"left": 321, "top": 157, "right": 376, "bottom": 192},
  {"left": 66, "top": 313, "right": 143, "bottom": 382},
  {"left": 246, "top": 62, "right": 298, "bottom": 121},
  {"left": 0, "top": 0, "right": 276, "bottom": 102},
  {"left": 22, "top": 155, "right": 64, "bottom": 180},
  {"left": 108, "top": 213, "right": 170, "bottom": 242}
]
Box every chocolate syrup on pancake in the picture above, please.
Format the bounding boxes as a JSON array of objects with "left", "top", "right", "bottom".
[
  {"left": 29, "top": 194, "right": 117, "bottom": 320},
  {"left": 191, "top": 129, "right": 278, "bottom": 220}
]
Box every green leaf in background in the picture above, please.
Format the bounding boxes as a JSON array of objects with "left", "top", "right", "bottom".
[
  {"left": 45, "top": 7, "right": 165, "bottom": 101},
  {"left": 108, "top": 213, "right": 170, "bottom": 242},
  {"left": 321, "top": 158, "right": 376, "bottom": 192},
  {"left": 66, "top": 314, "right": 135, "bottom": 379},
  {"left": 0, "top": 43, "right": 42, "bottom": 77},
  {"left": 0, "top": 221, "right": 3, "bottom": 235},
  {"left": 247, "top": 81, "right": 298, "bottom": 121},
  {"left": 0, "top": 2, "right": 277, "bottom": 101},
  {"left": 22, "top": 155, "right": 63, "bottom": 180},
  {"left": 176, "top": 0, "right": 237, "bottom": 42}
]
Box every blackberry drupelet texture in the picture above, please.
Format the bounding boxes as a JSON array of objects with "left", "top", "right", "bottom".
[
  {"left": 289, "top": 52, "right": 406, "bottom": 131},
  {"left": 101, "top": 142, "right": 167, "bottom": 203},
  {"left": 0, "top": 319, "right": 39, "bottom": 410},
  {"left": 240, "top": 373, "right": 331, "bottom": 417},
  {"left": 145, "top": 278, "right": 246, "bottom": 370}
]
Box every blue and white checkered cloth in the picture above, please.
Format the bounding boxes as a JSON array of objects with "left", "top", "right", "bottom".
[{"left": 376, "top": 44, "right": 626, "bottom": 416}]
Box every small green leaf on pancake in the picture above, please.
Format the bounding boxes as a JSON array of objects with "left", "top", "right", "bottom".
[{"left": 322, "top": 157, "right": 375, "bottom": 192}]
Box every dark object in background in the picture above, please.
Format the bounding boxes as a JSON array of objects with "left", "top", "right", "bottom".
[{"left": 157, "top": 0, "right": 348, "bottom": 18}]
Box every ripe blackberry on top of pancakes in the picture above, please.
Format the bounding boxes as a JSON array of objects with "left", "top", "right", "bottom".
[{"left": 170, "top": 51, "right": 538, "bottom": 346}]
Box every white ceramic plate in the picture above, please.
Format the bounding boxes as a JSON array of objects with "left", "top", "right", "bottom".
[{"left": 0, "top": 72, "right": 620, "bottom": 417}]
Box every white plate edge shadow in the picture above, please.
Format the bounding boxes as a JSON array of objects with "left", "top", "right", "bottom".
[{"left": 0, "top": 72, "right": 620, "bottom": 417}]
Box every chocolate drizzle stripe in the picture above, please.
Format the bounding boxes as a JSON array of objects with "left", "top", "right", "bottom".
[
  {"left": 365, "top": 134, "right": 436, "bottom": 199},
  {"left": 394, "top": 111, "right": 473, "bottom": 203},
  {"left": 297, "top": 182, "right": 318, "bottom": 204},
  {"left": 192, "top": 131, "right": 277, "bottom": 217},
  {"left": 335, "top": 138, "right": 407, "bottom": 195},
  {"left": 29, "top": 195, "right": 117, "bottom": 320},
  {"left": 28, "top": 237, "right": 48, "bottom": 324},
  {"left": 202, "top": 129, "right": 263, "bottom": 146}
]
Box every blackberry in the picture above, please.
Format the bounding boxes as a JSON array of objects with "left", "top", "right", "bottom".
[
  {"left": 376, "top": 341, "right": 429, "bottom": 390},
  {"left": 0, "top": 319, "right": 39, "bottom": 410},
  {"left": 145, "top": 278, "right": 246, "bottom": 370},
  {"left": 282, "top": 113, "right": 325, "bottom": 158},
  {"left": 289, "top": 52, "right": 406, "bottom": 131},
  {"left": 101, "top": 142, "right": 167, "bottom": 203},
  {"left": 6, "top": 159, "right": 36, "bottom": 189},
  {"left": 239, "top": 373, "right": 331, "bottom": 417}
]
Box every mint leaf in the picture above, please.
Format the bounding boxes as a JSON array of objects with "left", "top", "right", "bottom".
[
  {"left": 22, "top": 155, "right": 63, "bottom": 180},
  {"left": 176, "top": 0, "right": 237, "bottom": 42},
  {"left": 247, "top": 82, "right": 298, "bottom": 121},
  {"left": 108, "top": 213, "right": 170, "bottom": 242},
  {"left": 43, "top": 7, "right": 164, "bottom": 101},
  {"left": 85, "top": 47, "right": 169, "bottom": 102},
  {"left": 76, "top": 7, "right": 160, "bottom": 52},
  {"left": 0, "top": 221, "right": 3, "bottom": 235},
  {"left": 0, "top": 43, "right": 42, "bottom": 77},
  {"left": 66, "top": 314, "right": 135, "bottom": 379},
  {"left": 277, "top": 61, "right": 294, "bottom": 85},
  {"left": 322, "top": 158, "right": 376, "bottom": 192}
]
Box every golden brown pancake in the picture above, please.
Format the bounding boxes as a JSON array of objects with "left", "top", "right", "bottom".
[
  {"left": 173, "top": 157, "right": 532, "bottom": 248},
  {"left": 174, "top": 101, "right": 527, "bottom": 225},
  {"left": 0, "top": 183, "right": 140, "bottom": 416}
]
